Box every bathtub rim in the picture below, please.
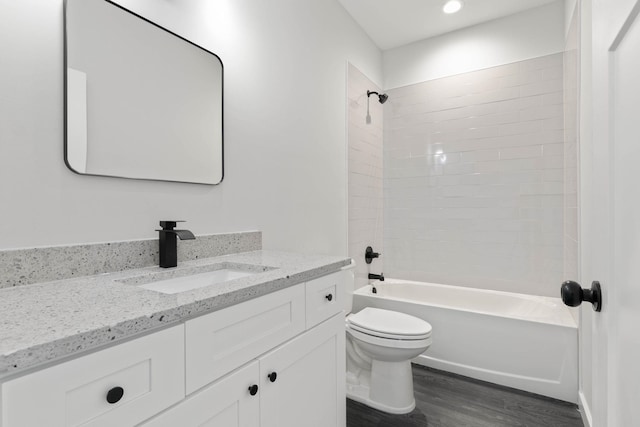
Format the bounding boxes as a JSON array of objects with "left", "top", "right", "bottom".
[{"left": 355, "top": 279, "right": 577, "bottom": 329}]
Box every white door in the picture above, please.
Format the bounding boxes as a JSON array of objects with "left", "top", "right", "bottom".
[{"left": 585, "top": 0, "right": 640, "bottom": 425}]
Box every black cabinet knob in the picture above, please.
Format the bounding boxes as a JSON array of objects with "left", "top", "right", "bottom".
[
  {"left": 106, "top": 386, "right": 124, "bottom": 404},
  {"left": 268, "top": 372, "right": 277, "bottom": 382},
  {"left": 248, "top": 384, "right": 259, "bottom": 396},
  {"left": 561, "top": 280, "right": 602, "bottom": 312},
  {"left": 325, "top": 294, "right": 333, "bottom": 302}
]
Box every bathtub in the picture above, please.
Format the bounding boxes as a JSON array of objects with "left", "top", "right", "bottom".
[{"left": 352, "top": 279, "right": 578, "bottom": 403}]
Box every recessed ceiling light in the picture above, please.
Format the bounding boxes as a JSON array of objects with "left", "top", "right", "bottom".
[{"left": 443, "top": 0, "right": 464, "bottom": 14}]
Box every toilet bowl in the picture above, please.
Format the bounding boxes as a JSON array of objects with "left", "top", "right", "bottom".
[{"left": 341, "top": 262, "right": 433, "bottom": 414}]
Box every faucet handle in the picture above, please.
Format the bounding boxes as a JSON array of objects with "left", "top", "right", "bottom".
[
  {"left": 159, "top": 220, "right": 186, "bottom": 230},
  {"left": 365, "top": 246, "right": 382, "bottom": 264}
]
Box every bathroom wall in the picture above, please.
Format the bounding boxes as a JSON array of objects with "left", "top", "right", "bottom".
[
  {"left": 347, "top": 64, "right": 384, "bottom": 290},
  {"left": 0, "top": 0, "right": 382, "bottom": 255},
  {"left": 383, "top": 53, "right": 566, "bottom": 297},
  {"left": 383, "top": 1, "right": 566, "bottom": 90}
]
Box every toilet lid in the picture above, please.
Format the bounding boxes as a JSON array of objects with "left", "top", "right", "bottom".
[{"left": 347, "top": 307, "right": 432, "bottom": 340}]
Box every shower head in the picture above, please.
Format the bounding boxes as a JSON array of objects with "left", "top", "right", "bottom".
[{"left": 367, "top": 90, "right": 389, "bottom": 104}]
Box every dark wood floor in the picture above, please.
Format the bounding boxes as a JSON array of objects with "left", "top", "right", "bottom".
[{"left": 347, "top": 365, "right": 584, "bottom": 427}]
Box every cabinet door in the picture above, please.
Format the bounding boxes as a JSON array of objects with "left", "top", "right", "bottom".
[
  {"left": 140, "top": 361, "right": 260, "bottom": 427},
  {"left": 259, "top": 314, "right": 345, "bottom": 427}
]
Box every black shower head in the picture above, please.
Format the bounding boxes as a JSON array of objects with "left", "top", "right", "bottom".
[{"left": 367, "top": 90, "right": 389, "bottom": 104}]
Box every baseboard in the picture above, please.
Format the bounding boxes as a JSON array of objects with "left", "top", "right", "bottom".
[{"left": 578, "top": 390, "right": 593, "bottom": 427}]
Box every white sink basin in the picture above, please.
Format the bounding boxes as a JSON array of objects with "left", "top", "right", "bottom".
[
  {"left": 119, "top": 263, "right": 277, "bottom": 294},
  {"left": 137, "top": 269, "right": 257, "bottom": 294}
]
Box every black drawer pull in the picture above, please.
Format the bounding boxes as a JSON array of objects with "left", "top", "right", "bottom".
[
  {"left": 268, "top": 372, "right": 277, "bottom": 382},
  {"left": 248, "top": 384, "right": 259, "bottom": 396},
  {"left": 325, "top": 294, "right": 333, "bottom": 302},
  {"left": 106, "top": 386, "right": 124, "bottom": 404}
]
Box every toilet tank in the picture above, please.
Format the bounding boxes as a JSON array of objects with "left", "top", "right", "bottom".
[{"left": 341, "top": 260, "right": 356, "bottom": 314}]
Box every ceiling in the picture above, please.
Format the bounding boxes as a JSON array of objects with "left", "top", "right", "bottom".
[{"left": 337, "top": 0, "right": 561, "bottom": 50}]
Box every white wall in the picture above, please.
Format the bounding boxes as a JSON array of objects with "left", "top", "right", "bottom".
[
  {"left": 0, "top": 0, "right": 382, "bottom": 253},
  {"left": 383, "top": 1, "right": 565, "bottom": 89}
]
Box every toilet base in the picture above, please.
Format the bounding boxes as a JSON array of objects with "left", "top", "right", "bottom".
[
  {"left": 346, "top": 385, "right": 416, "bottom": 414},
  {"left": 345, "top": 359, "right": 417, "bottom": 414}
]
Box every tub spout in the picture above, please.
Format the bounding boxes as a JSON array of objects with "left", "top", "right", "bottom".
[{"left": 368, "top": 273, "right": 384, "bottom": 281}]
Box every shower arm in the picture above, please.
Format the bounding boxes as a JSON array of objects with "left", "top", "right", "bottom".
[{"left": 367, "top": 90, "right": 388, "bottom": 104}]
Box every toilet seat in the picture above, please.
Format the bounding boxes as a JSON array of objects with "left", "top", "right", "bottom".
[
  {"left": 347, "top": 307, "right": 432, "bottom": 340},
  {"left": 346, "top": 326, "right": 432, "bottom": 350}
]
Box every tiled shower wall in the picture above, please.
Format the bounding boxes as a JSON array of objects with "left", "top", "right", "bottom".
[
  {"left": 383, "top": 53, "right": 566, "bottom": 297},
  {"left": 348, "top": 64, "right": 384, "bottom": 290}
]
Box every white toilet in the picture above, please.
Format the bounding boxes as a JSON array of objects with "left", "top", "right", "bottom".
[{"left": 342, "top": 263, "right": 433, "bottom": 414}]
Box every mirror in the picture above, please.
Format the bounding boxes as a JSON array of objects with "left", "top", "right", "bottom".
[{"left": 64, "top": 0, "right": 223, "bottom": 184}]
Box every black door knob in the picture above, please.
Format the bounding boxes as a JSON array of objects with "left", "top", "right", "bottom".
[
  {"left": 248, "top": 384, "right": 259, "bottom": 396},
  {"left": 325, "top": 294, "right": 333, "bottom": 301},
  {"left": 106, "top": 386, "right": 124, "bottom": 404},
  {"left": 268, "top": 372, "right": 277, "bottom": 382},
  {"left": 561, "top": 280, "right": 602, "bottom": 312}
]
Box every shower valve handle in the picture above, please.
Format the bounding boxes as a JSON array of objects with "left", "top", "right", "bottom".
[
  {"left": 560, "top": 280, "right": 602, "bottom": 312},
  {"left": 365, "top": 246, "right": 381, "bottom": 264}
]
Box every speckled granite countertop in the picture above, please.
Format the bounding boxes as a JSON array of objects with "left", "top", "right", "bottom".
[{"left": 0, "top": 250, "right": 351, "bottom": 379}]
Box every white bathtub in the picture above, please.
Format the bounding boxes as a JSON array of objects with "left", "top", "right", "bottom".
[{"left": 352, "top": 279, "right": 578, "bottom": 403}]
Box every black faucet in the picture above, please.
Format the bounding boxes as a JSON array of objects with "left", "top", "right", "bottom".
[
  {"left": 157, "top": 221, "right": 196, "bottom": 268},
  {"left": 368, "top": 273, "right": 384, "bottom": 281}
]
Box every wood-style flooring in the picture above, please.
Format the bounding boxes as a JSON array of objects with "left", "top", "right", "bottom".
[{"left": 347, "top": 365, "right": 584, "bottom": 427}]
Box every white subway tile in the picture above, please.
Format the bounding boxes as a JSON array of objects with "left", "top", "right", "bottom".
[
  {"left": 500, "top": 145, "right": 543, "bottom": 160},
  {"left": 520, "top": 104, "right": 564, "bottom": 121},
  {"left": 500, "top": 120, "right": 543, "bottom": 136},
  {"left": 443, "top": 163, "right": 475, "bottom": 175},
  {"left": 517, "top": 95, "right": 544, "bottom": 110},
  {"left": 520, "top": 78, "right": 563, "bottom": 97},
  {"left": 543, "top": 91, "right": 564, "bottom": 105}
]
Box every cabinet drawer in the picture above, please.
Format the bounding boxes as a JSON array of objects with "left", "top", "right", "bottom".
[
  {"left": 1, "top": 325, "right": 185, "bottom": 427},
  {"left": 185, "top": 284, "right": 305, "bottom": 393},
  {"left": 305, "top": 271, "right": 344, "bottom": 329}
]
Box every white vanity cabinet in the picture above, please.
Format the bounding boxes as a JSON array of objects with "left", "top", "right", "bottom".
[
  {"left": 0, "top": 270, "right": 346, "bottom": 427},
  {"left": 141, "top": 314, "right": 344, "bottom": 427},
  {"left": 142, "top": 271, "right": 346, "bottom": 427}
]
